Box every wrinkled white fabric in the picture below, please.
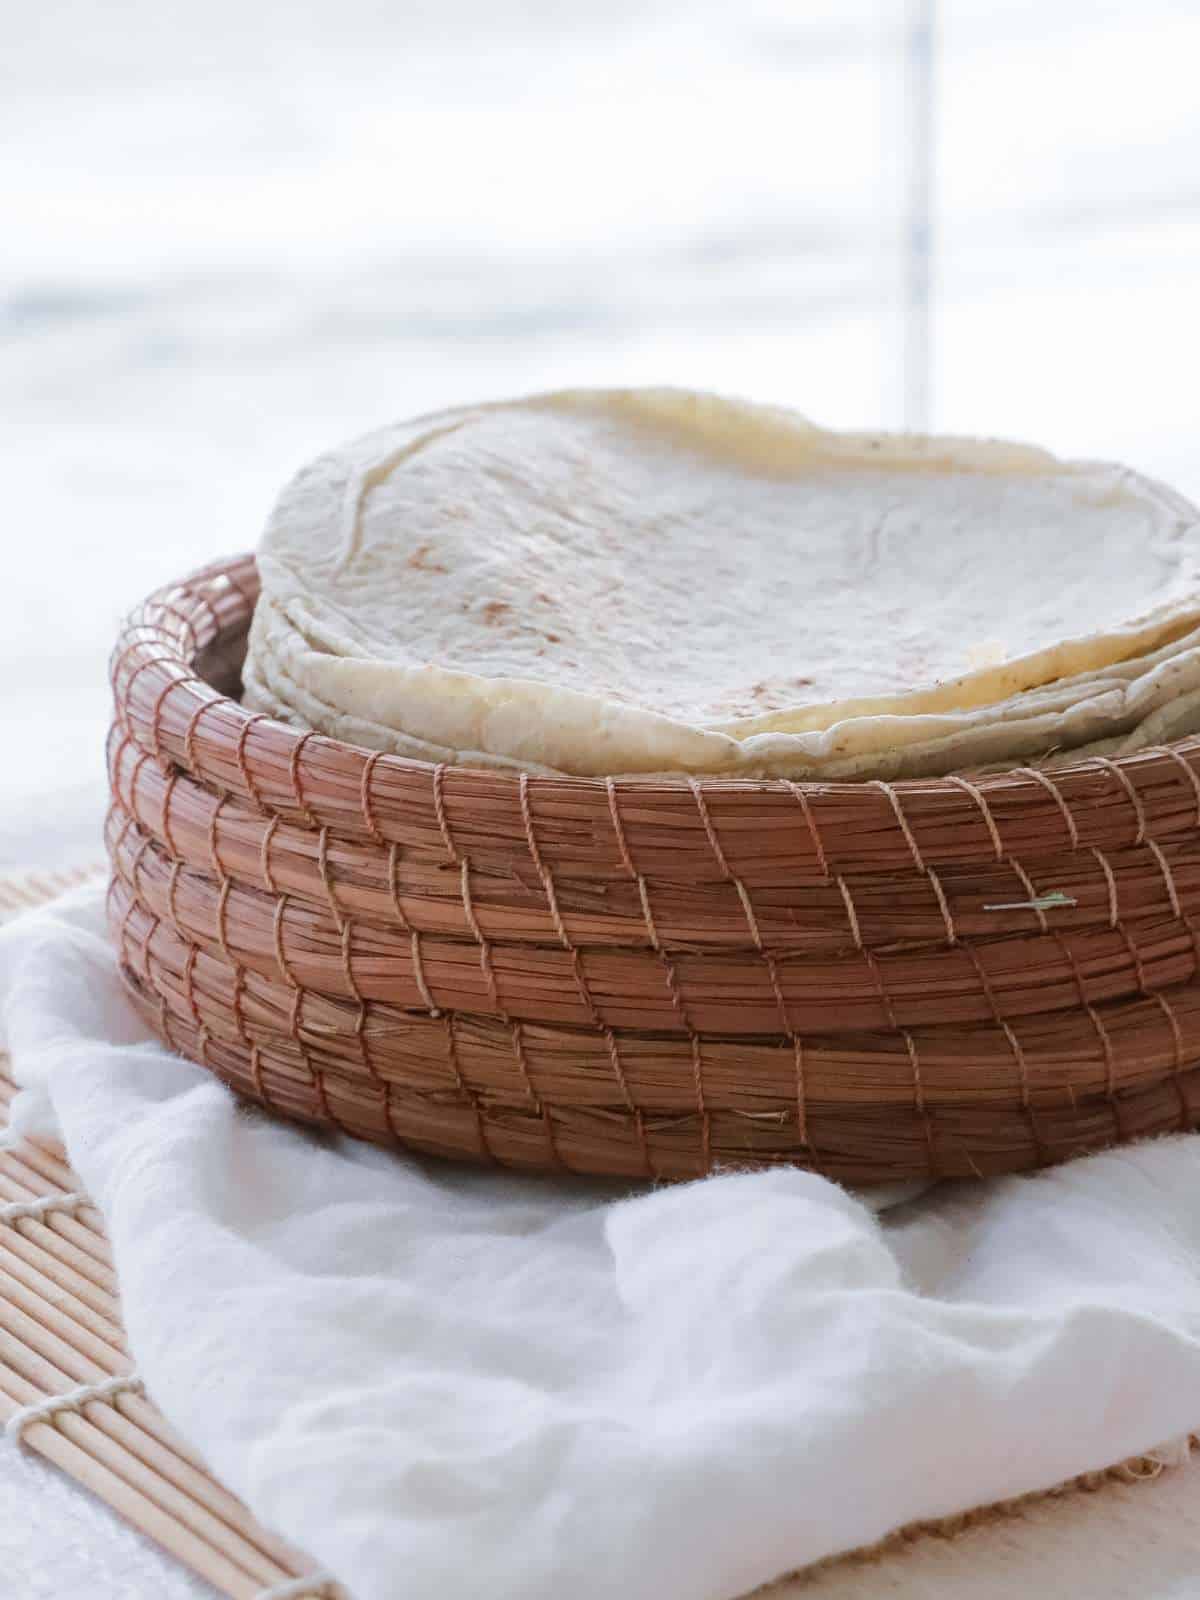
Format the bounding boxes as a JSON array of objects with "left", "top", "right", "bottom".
[{"left": 6, "top": 884, "right": 1200, "bottom": 1600}]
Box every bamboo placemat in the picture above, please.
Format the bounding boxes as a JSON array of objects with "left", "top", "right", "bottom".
[{"left": 0, "top": 866, "right": 340, "bottom": 1599}]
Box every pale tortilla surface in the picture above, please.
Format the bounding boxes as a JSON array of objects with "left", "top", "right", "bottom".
[{"left": 245, "top": 389, "right": 1200, "bottom": 778}]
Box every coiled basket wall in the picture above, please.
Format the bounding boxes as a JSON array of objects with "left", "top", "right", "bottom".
[{"left": 107, "top": 554, "right": 1200, "bottom": 1183}]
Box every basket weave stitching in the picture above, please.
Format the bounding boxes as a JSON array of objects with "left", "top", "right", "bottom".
[{"left": 104, "top": 554, "right": 1200, "bottom": 1184}]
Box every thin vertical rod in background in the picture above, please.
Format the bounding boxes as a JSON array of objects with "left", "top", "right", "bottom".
[{"left": 903, "top": 0, "right": 936, "bottom": 433}]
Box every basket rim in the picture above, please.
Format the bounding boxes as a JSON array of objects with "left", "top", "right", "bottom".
[
  {"left": 114, "top": 549, "right": 1200, "bottom": 790},
  {"left": 109, "top": 552, "right": 1200, "bottom": 876}
]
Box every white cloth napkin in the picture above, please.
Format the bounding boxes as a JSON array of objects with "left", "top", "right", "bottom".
[{"left": 6, "top": 883, "right": 1200, "bottom": 1600}]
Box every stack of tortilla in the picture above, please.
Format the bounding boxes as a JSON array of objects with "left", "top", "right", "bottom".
[{"left": 243, "top": 388, "right": 1200, "bottom": 781}]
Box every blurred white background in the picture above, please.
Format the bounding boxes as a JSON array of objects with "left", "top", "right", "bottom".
[{"left": 4, "top": 0, "right": 1200, "bottom": 865}]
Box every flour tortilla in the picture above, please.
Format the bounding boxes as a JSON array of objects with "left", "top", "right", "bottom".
[{"left": 245, "top": 388, "right": 1200, "bottom": 779}]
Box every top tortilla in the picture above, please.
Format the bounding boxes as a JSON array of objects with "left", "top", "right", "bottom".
[{"left": 245, "top": 388, "right": 1200, "bottom": 779}]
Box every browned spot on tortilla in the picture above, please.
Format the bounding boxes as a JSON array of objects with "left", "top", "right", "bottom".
[{"left": 408, "top": 542, "right": 448, "bottom": 574}]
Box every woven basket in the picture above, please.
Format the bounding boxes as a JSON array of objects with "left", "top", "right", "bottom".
[{"left": 107, "top": 554, "right": 1200, "bottom": 1183}]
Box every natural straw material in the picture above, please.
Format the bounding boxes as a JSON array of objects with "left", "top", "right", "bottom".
[
  {"left": 0, "top": 869, "right": 337, "bottom": 1600},
  {"left": 107, "top": 554, "right": 1200, "bottom": 1183}
]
